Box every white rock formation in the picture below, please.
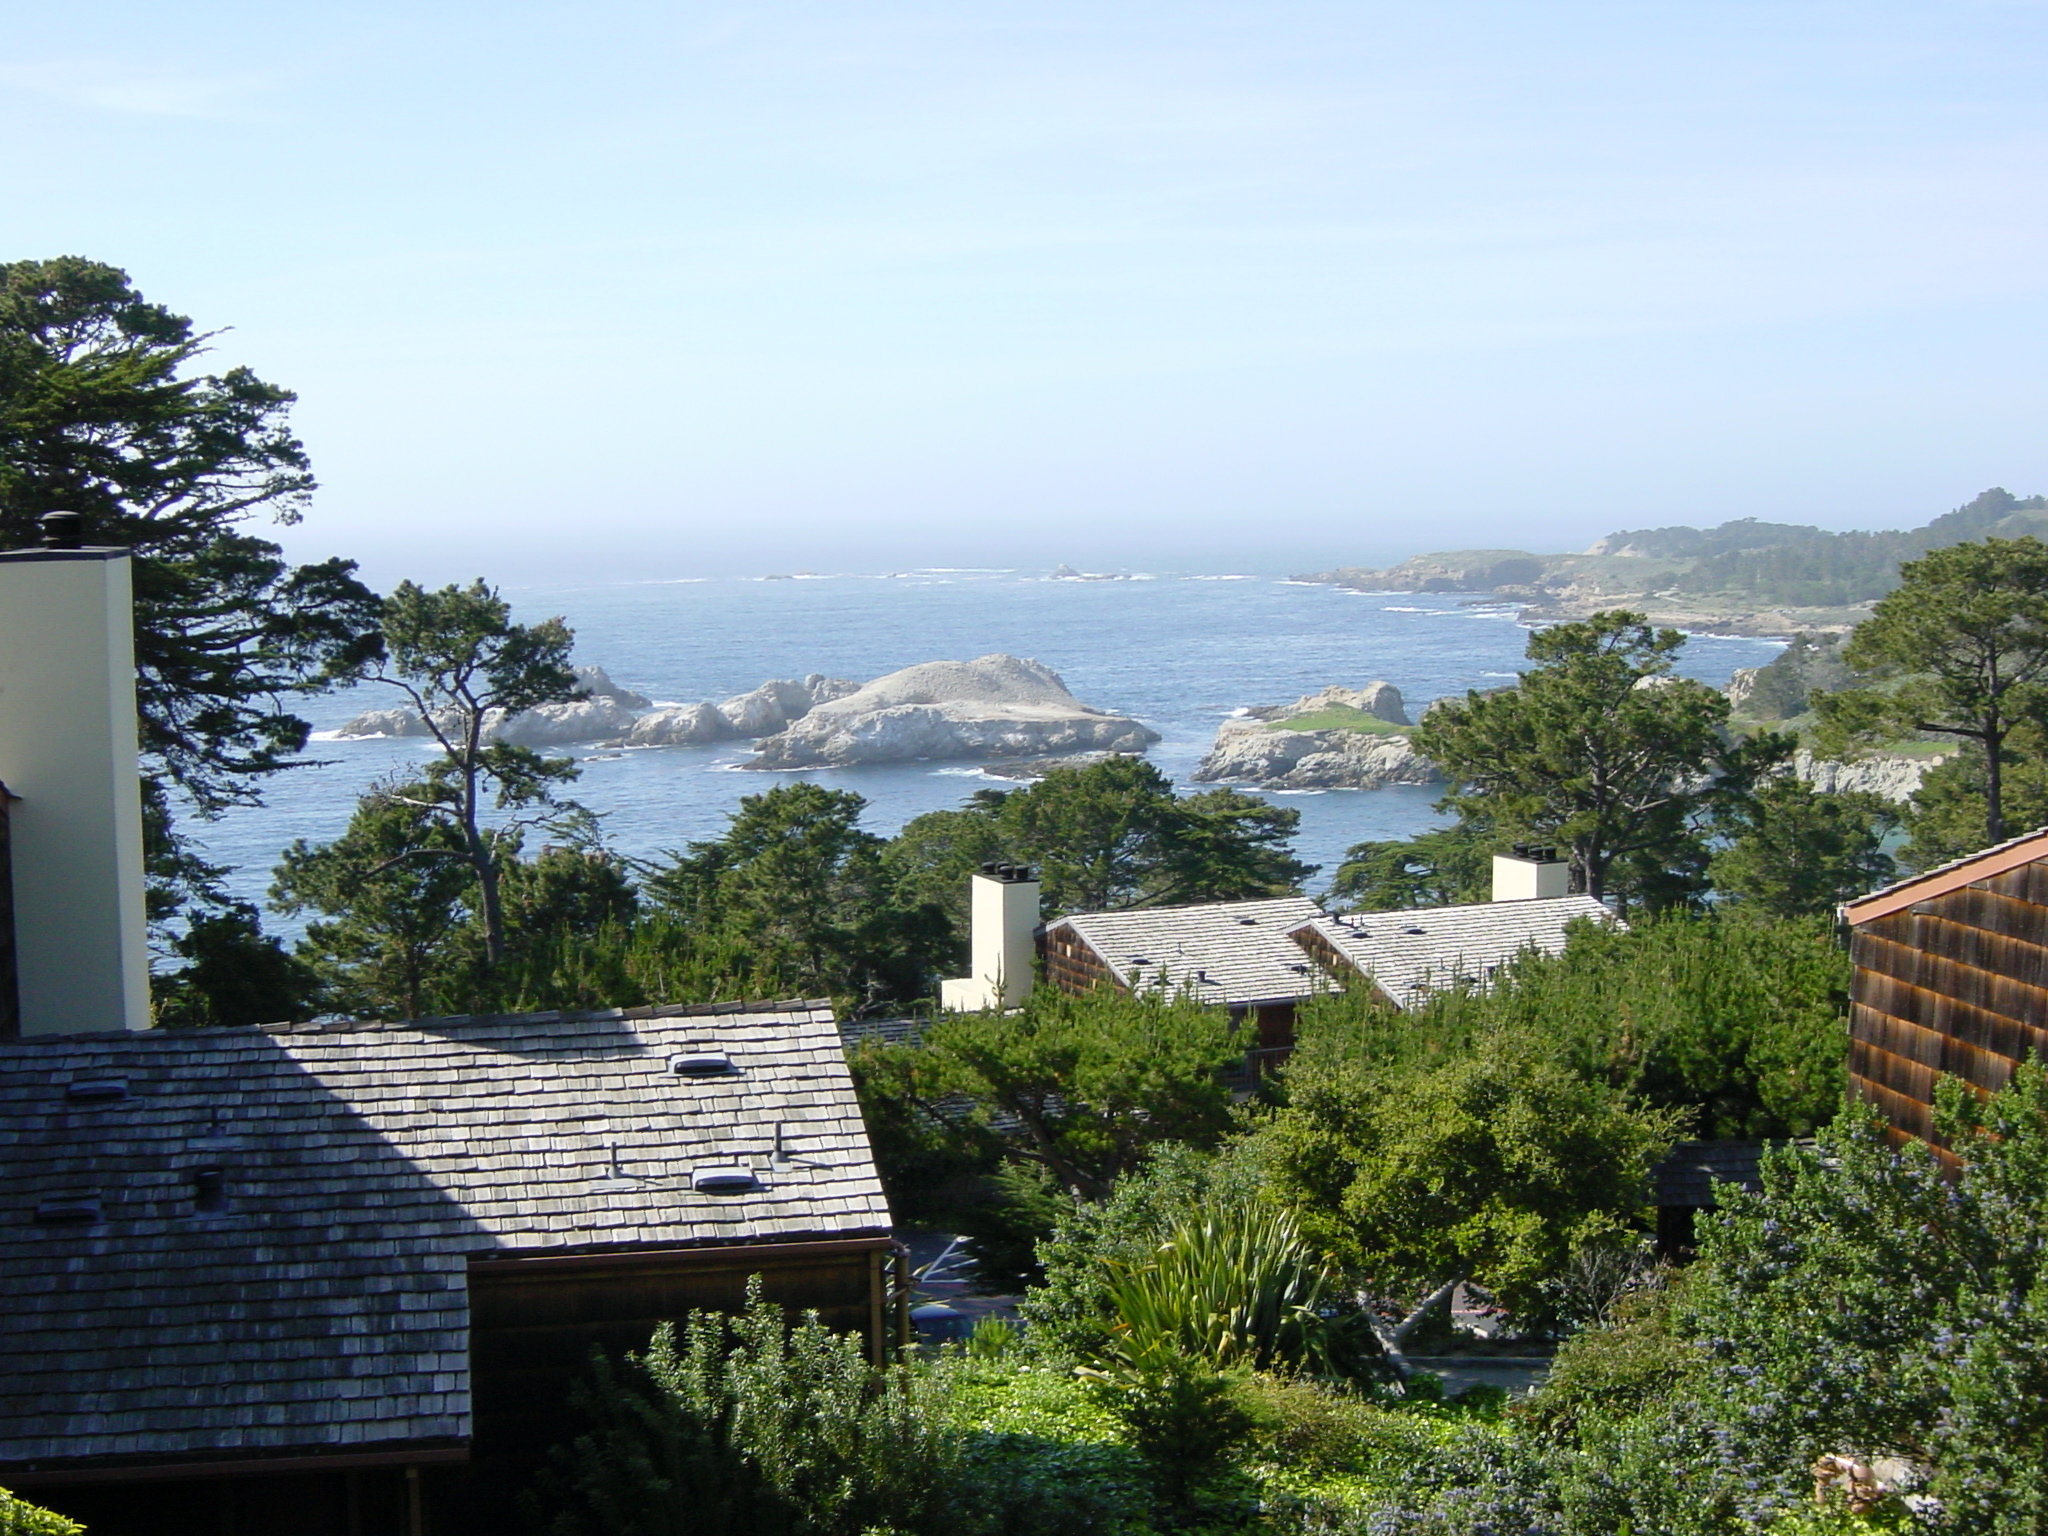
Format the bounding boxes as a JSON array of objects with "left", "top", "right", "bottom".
[
  {"left": 490, "top": 697, "right": 644, "bottom": 747},
  {"left": 336, "top": 696, "right": 642, "bottom": 746},
  {"left": 334, "top": 704, "right": 439, "bottom": 739},
  {"left": 1193, "top": 719, "right": 1439, "bottom": 790},
  {"left": 717, "top": 674, "right": 859, "bottom": 736},
  {"left": 624, "top": 701, "right": 734, "bottom": 747},
  {"left": 1791, "top": 748, "right": 1947, "bottom": 804},
  {"left": 746, "top": 655, "right": 1158, "bottom": 768},
  {"left": 574, "top": 665, "right": 651, "bottom": 710}
]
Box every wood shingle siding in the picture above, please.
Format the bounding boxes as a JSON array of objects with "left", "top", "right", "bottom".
[{"left": 1844, "top": 828, "right": 2048, "bottom": 1161}]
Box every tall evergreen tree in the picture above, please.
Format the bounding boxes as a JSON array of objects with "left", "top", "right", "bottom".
[
  {"left": 1415, "top": 610, "right": 1787, "bottom": 907},
  {"left": 1816, "top": 536, "right": 2048, "bottom": 848},
  {"left": 0, "top": 257, "right": 381, "bottom": 869}
]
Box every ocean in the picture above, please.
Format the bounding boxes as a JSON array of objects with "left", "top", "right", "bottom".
[{"left": 194, "top": 570, "right": 1786, "bottom": 914}]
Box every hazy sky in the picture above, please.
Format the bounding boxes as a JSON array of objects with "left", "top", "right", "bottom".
[{"left": 5, "top": 2, "right": 2046, "bottom": 583}]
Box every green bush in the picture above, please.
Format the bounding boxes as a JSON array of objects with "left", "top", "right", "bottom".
[
  {"left": 529, "top": 1279, "right": 961, "bottom": 1536},
  {"left": 0, "top": 1491, "right": 80, "bottom": 1536}
]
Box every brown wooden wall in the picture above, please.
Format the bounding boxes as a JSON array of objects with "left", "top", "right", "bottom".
[
  {"left": 1850, "top": 859, "right": 2048, "bottom": 1157},
  {"left": 1042, "top": 925, "right": 1112, "bottom": 995}
]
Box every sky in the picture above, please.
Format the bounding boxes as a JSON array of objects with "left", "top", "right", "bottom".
[{"left": 4, "top": 1, "right": 2046, "bottom": 584}]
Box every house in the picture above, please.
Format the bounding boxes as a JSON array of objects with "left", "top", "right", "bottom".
[
  {"left": 0, "top": 1000, "right": 902, "bottom": 1536},
  {"left": 1842, "top": 825, "right": 2048, "bottom": 1159},
  {"left": 1041, "top": 895, "right": 1327, "bottom": 1061},
  {"left": 1029, "top": 848, "right": 1614, "bottom": 1064},
  {"left": 0, "top": 524, "right": 906, "bottom": 1535},
  {"left": 1288, "top": 893, "right": 1616, "bottom": 1013}
]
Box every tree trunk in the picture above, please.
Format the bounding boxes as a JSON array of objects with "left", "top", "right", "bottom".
[
  {"left": 1367, "top": 1276, "right": 1464, "bottom": 1380},
  {"left": 1986, "top": 723, "right": 2007, "bottom": 846}
]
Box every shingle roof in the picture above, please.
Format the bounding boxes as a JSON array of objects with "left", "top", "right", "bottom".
[
  {"left": 0, "top": 1000, "right": 889, "bottom": 1471},
  {"left": 1841, "top": 823, "right": 2048, "bottom": 925},
  {"left": 1290, "top": 895, "right": 1617, "bottom": 1010},
  {"left": 1049, "top": 897, "right": 1328, "bottom": 1006},
  {"left": 1653, "top": 1138, "right": 1783, "bottom": 1207}
]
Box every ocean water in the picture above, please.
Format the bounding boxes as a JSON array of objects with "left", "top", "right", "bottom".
[{"left": 193, "top": 571, "right": 1786, "bottom": 912}]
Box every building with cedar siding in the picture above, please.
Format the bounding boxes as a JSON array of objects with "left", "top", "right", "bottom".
[{"left": 1843, "top": 826, "right": 2048, "bottom": 1160}]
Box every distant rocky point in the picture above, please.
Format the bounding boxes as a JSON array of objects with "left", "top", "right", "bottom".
[
  {"left": 1293, "top": 489, "right": 2048, "bottom": 637},
  {"left": 746, "top": 655, "right": 1159, "bottom": 768}
]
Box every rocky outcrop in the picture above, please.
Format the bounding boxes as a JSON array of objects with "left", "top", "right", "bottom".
[
  {"left": 746, "top": 655, "right": 1158, "bottom": 768},
  {"left": 491, "top": 697, "right": 644, "bottom": 746},
  {"left": 624, "top": 701, "right": 732, "bottom": 747},
  {"left": 334, "top": 704, "right": 439, "bottom": 739},
  {"left": 1299, "top": 550, "right": 1548, "bottom": 593},
  {"left": 1193, "top": 719, "right": 1438, "bottom": 790},
  {"left": 717, "top": 674, "right": 859, "bottom": 736},
  {"left": 337, "top": 696, "right": 643, "bottom": 746},
  {"left": 1791, "top": 749, "right": 1946, "bottom": 804},
  {"left": 575, "top": 665, "right": 651, "bottom": 710},
  {"left": 1247, "top": 681, "right": 1410, "bottom": 727}
]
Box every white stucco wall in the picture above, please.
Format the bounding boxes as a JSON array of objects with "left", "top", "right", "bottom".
[{"left": 0, "top": 550, "right": 151, "bottom": 1033}]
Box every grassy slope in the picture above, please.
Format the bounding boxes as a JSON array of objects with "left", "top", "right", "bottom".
[{"left": 1265, "top": 707, "right": 1411, "bottom": 736}]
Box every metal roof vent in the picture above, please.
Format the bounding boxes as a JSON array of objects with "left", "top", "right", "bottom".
[
  {"left": 1403, "top": 926, "right": 1426, "bottom": 936},
  {"left": 692, "top": 1165, "right": 759, "bottom": 1194},
  {"left": 191, "top": 1167, "right": 228, "bottom": 1215},
  {"left": 65, "top": 1079, "right": 128, "bottom": 1103},
  {"left": 1236, "top": 916, "right": 1259, "bottom": 925},
  {"left": 35, "top": 1197, "right": 102, "bottom": 1225},
  {"left": 669, "top": 1051, "right": 735, "bottom": 1077}
]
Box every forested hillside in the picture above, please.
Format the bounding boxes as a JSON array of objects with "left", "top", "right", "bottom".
[{"left": 1306, "top": 487, "right": 2048, "bottom": 610}]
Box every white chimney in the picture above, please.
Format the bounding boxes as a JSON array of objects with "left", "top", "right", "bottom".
[
  {"left": 939, "top": 863, "right": 1040, "bottom": 1011},
  {"left": 0, "top": 515, "right": 152, "bottom": 1035},
  {"left": 1492, "top": 844, "right": 1569, "bottom": 902}
]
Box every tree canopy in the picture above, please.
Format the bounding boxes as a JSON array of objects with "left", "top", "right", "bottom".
[
  {"left": 887, "top": 756, "right": 1312, "bottom": 939},
  {"left": 645, "top": 782, "right": 950, "bottom": 1010},
  {"left": 0, "top": 257, "right": 381, "bottom": 831},
  {"left": 360, "top": 579, "right": 587, "bottom": 967},
  {"left": 1816, "top": 535, "right": 2048, "bottom": 848},
  {"left": 1414, "top": 610, "right": 1787, "bottom": 908}
]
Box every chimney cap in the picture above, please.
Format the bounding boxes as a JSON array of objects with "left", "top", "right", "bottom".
[
  {"left": 1508, "top": 843, "right": 1560, "bottom": 864},
  {"left": 39, "top": 511, "right": 84, "bottom": 550},
  {"left": 977, "top": 861, "right": 1037, "bottom": 883}
]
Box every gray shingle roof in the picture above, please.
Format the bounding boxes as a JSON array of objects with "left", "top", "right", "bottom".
[
  {"left": 1653, "top": 1139, "right": 1783, "bottom": 1207},
  {"left": 1291, "top": 895, "right": 1617, "bottom": 1009},
  {"left": 0, "top": 1000, "right": 889, "bottom": 1470},
  {"left": 1050, "top": 897, "right": 1327, "bottom": 1006}
]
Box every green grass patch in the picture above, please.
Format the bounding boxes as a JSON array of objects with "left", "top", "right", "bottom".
[{"left": 1266, "top": 707, "right": 1411, "bottom": 736}]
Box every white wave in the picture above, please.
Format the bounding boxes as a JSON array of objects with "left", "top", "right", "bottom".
[
  {"left": 1189, "top": 574, "right": 1256, "bottom": 581},
  {"left": 308, "top": 729, "right": 356, "bottom": 742},
  {"left": 1382, "top": 605, "right": 1426, "bottom": 612},
  {"left": 933, "top": 766, "right": 1000, "bottom": 780},
  {"left": 1480, "top": 671, "right": 1518, "bottom": 678}
]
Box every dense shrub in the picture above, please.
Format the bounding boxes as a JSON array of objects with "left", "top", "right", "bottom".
[
  {"left": 528, "top": 1280, "right": 961, "bottom": 1536},
  {"left": 0, "top": 1490, "right": 81, "bottom": 1536}
]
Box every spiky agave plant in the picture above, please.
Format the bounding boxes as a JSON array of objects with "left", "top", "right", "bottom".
[{"left": 1093, "top": 1201, "right": 1380, "bottom": 1378}]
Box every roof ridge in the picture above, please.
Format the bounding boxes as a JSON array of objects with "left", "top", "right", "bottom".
[
  {"left": 1842, "top": 823, "right": 2048, "bottom": 923},
  {"left": 0, "top": 998, "right": 837, "bottom": 1048}
]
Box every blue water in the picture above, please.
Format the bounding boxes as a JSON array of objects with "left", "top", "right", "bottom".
[{"left": 193, "top": 571, "right": 1785, "bottom": 913}]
